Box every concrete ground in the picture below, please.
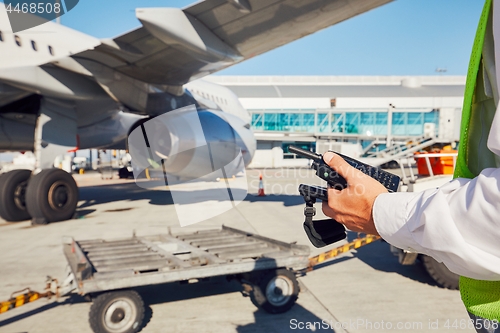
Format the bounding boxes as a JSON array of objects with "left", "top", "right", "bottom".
[{"left": 0, "top": 169, "right": 474, "bottom": 333}]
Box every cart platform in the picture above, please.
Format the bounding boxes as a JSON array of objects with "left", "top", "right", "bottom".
[{"left": 63, "top": 225, "right": 310, "bottom": 295}]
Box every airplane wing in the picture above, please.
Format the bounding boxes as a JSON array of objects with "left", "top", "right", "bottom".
[{"left": 71, "top": 0, "right": 392, "bottom": 87}]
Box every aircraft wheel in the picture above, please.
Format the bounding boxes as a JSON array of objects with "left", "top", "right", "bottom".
[
  {"left": 0, "top": 169, "right": 32, "bottom": 221},
  {"left": 26, "top": 169, "right": 79, "bottom": 224}
]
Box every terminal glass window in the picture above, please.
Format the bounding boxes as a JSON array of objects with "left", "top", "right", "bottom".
[
  {"left": 407, "top": 113, "right": 423, "bottom": 135},
  {"left": 251, "top": 113, "right": 263, "bottom": 130},
  {"left": 248, "top": 108, "right": 440, "bottom": 137},
  {"left": 374, "top": 112, "right": 388, "bottom": 135},
  {"left": 264, "top": 113, "right": 278, "bottom": 131},
  {"left": 344, "top": 113, "right": 359, "bottom": 133},
  {"left": 317, "top": 113, "right": 329, "bottom": 132},
  {"left": 424, "top": 110, "right": 439, "bottom": 125},
  {"left": 392, "top": 113, "right": 407, "bottom": 135}
]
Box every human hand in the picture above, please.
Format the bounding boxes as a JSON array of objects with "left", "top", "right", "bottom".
[{"left": 321, "top": 152, "right": 388, "bottom": 235}]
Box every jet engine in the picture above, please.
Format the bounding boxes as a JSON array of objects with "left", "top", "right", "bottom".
[{"left": 128, "top": 106, "right": 255, "bottom": 181}]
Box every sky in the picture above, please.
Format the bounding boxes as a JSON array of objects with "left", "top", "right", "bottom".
[
  {"left": 54, "top": 0, "right": 484, "bottom": 76},
  {"left": 2, "top": 0, "right": 485, "bottom": 75}
]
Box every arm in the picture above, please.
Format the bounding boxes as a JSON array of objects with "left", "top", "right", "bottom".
[
  {"left": 374, "top": 167, "right": 500, "bottom": 281},
  {"left": 321, "top": 152, "right": 500, "bottom": 281}
]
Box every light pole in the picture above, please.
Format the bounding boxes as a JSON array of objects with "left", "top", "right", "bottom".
[{"left": 387, "top": 104, "right": 395, "bottom": 147}]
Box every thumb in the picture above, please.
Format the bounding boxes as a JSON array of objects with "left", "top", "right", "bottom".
[{"left": 323, "top": 151, "right": 356, "bottom": 181}]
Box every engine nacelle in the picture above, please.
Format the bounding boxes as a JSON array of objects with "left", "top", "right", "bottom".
[{"left": 128, "top": 106, "right": 255, "bottom": 180}]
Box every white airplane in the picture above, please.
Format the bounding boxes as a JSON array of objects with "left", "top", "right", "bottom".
[{"left": 0, "top": 0, "right": 391, "bottom": 224}]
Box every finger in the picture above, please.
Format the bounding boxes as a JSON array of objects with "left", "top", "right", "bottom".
[{"left": 323, "top": 152, "right": 357, "bottom": 182}]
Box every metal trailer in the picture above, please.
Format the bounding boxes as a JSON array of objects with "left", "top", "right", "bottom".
[
  {"left": 61, "top": 225, "right": 310, "bottom": 333},
  {"left": 1, "top": 227, "right": 380, "bottom": 333}
]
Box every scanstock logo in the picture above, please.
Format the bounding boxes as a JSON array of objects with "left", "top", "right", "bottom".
[
  {"left": 128, "top": 105, "right": 248, "bottom": 227},
  {"left": 4, "top": 0, "right": 80, "bottom": 33}
]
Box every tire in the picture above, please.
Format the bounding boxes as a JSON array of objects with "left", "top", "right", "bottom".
[
  {"left": 381, "top": 160, "right": 399, "bottom": 169},
  {"left": 118, "top": 167, "right": 133, "bottom": 179},
  {"left": 388, "top": 160, "right": 399, "bottom": 169},
  {"left": 89, "top": 290, "right": 145, "bottom": 333},
  {"left": 26, "top": 168, "right": 78, "bottom": 223},
  {"left": 0, "top": 169, "right": 32, "bottom": 221},
  {"left": 422, "top": 255, "right": 459, "bottom": 290},
  {"left": 250, "top": 268, "right": 299, "bottom": 314}
]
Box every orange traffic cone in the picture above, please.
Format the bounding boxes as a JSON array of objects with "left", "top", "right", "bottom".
[{"left": 258, "top": 174, "right": 266, "bottom": 196}]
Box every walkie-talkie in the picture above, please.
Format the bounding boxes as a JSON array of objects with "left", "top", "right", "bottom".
[
  {"left": 289, "top": 146, "right": 401, "bottom": 248},
  {"left": 288, "top": 146, "right": 400, "bottom": 192}
]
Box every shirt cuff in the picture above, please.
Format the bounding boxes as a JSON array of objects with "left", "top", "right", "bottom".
[{"left": 373, "top": 192, "right": 422, "bottom": 252}]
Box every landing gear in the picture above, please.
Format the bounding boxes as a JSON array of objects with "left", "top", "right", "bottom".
[
  {"left": 0, "top": 168, "right": 79, "bottom": 224},
  {"left": 0, "top": 169, "right": 32, "bottom": 221},
  {"left": 26, "top": 169, "right": 79, "bottom": 225}
]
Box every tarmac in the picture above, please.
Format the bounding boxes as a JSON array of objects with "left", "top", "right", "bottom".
[{"left": 0, "top": 168, "right": 474, "bottom": 333}]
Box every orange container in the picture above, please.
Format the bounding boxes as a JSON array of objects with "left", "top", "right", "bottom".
[{"left": 415, "top": 148, "right": 457, "bottom": 176}]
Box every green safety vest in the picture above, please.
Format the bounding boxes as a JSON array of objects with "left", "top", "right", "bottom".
[{"left": 454, "top": 0, "right": 500, "bottom": 321}]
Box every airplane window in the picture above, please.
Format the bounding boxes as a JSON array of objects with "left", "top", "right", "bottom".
[
  {"left": 14, "top": 35, "right": 21, "bottom": 47},
  {"left": 48, "top": 45, "right": 54, "bottom": 55},
  {"left": 0, "top": 31, "right": 3, "bottom": 42},
  {"left": 31, "top": 40, "right": 37, "bottom": 51}
]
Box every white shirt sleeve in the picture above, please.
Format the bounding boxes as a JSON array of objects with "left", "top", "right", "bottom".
[
  {"left": 373, "top": 2, "right": 500, "bottom": 281},
  {"left": 373, "top": 167, "right": 500, "bottom": 281}
]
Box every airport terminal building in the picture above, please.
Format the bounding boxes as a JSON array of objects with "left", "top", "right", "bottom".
[{"left": 205, "top": 75, "right": 466, "bottom": 168}]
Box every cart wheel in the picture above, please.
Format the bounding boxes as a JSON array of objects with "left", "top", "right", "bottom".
[
  {"left": 89, "top": 290, "right": 145, "bottom": 333},
  {"left": 250, "top": 268, "right": 299, "bottom": 314},
  {"left": 422, "top": 255, "right": 459, "bottom": 290}
]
